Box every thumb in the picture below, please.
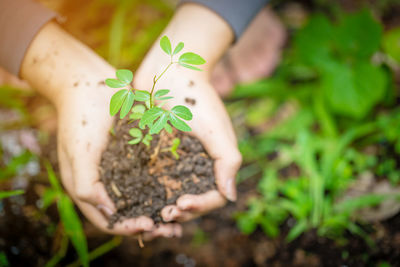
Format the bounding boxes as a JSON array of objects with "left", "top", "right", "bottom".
[{"left": 214, "top": 148, "right": 242, "bottom": 201}]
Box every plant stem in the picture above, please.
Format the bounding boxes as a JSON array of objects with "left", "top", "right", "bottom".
[{"left": 149, "top": 61, "right": 174, "bottom": 108}]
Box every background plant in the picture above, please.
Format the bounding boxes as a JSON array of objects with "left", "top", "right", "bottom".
[{"left": 233, "top": 9, "right": 400, "bottom": 242}]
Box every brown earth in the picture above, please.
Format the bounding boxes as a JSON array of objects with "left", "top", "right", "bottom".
[{"left": 99, "top": 118, "right": 216, "bottom": 226}]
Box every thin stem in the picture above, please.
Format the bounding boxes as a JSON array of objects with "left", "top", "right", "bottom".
[{"left": 149, "top": 60, "right": 175, "bottom": 108}]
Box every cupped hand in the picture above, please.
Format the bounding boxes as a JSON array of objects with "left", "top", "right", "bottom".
[
  {"left": 135, "top": 60, "right": 242, "bottom": 222},
  {"left": 56, "top": 80, "right": 181, "bottom": 238}
]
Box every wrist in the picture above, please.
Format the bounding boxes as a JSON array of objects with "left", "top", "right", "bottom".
[{"left": 20, "top": 22, "right": 115, "bottom": 109}]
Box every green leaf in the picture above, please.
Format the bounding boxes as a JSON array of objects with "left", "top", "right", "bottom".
[
  {"left": 110, "top": 89, "right": 128, "bottom": 116},
  {"left": 171, "top": 105, "right": 193, "bottom": 120},
  {"left": 41, "top": 189, "right": 59, "bottom": 210},
  {"left": 236, "top": 213, "right": 257, "bottom": 234},
  {"left": 170, "top": 138, "right": 180, "bottom": 159},
  {"left": 179, "top": 63, "right": 202, "bottom": 71},
  {"left": 45, "top": 161, "right": 61, "bottom": 191},
  {"left": 139, "top": 107, "right": 164, "bottom": 128},
  {"left": 286, "top": 219, "right": 308, "bottom": 242},
  {"left": 0, "top": 190, "right": 24, "bottom": 200},
  {"left": 383, "top": 27, "right": 400, "bottom": 63},
  {"left": 173, "top": 42, "right": 184, "bottom": 55},
  {"left": 116, "top": 69, "right": 133, "bottom": 84},
  {"left": 105, "top": 78, "right": 127, "bottom": 88},
  {"left": 58, "top": 195, "right": 89, "bottom": 267},
  {"left": 322, "top": 61, "right": 387, "bottom": 119},
  {"left": 135, "top": 91, "right": 151, "bottom": 101},
  {"left": 128, "top": 138, "right": 141, "bottom": 145},
  {"left": 129, "top": 128, "right": 143, "bottom": 138},
  {"left": 160, "top": 36, "right": 172, "bottom": 55},
  {"left": 142, "top": 134, "right": 153, "bottom": 147},
  {"left": 149, "top": 112, "right": 168, "bottom": 134},
  {"left": 164, "top": 123, "right": 172, "bottom": 134},
  {"left": 119, "top": 91, "right": 134, "bottom": 119},
  {"left": 132, "top": 104, "right": 146, "bottom": 113},
  {"left": 294, "top": 14, "right": 333, "bottom": 66},
  {"left": 335, "top": 9, "right": 382, "bottom": 59},
  {"left": 169, "top": 113, "right": 191, "bottom": 132},
  {"left": 155, "top": 89, "right": 170, "bottom": 100},
  {"left": 179, "top": 52, "right": 206, "bottom": 65},
  {"left": 129, "top": 104, "right": 146, "bottom": 120}
]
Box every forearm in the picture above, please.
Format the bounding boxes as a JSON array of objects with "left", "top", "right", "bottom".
[
  {"left": 20, "top": 22, "right": 115, "bottom": 109},
  {"left": 136, "top": 3, "right": 234, "bottom": 80}
]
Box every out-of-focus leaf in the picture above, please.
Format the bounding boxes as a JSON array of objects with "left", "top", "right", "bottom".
[
  {"left": 321, "top": 61, "right": 387, "bottom": 119},
  {"left": 335, "top": 9, "right": 382, "bottom": 59},
  {"left": 41, "top": 189, "right": 59, "bottom": 210},
  {"left": 58, "top": 195, "right": 89, "bottom": 267},
  {"left": 286, "top": 219, "right": 308, "bottom": 242},
  {"left": 0, "top": 151, "right": 34, "bottom": 181},
  {"left": 45, "top": 161, "right": 62, "bottom": 192},
  {"left": 383, "top": 27, "right": 400, "bottom": 63},
  {"left": 0, "top": 190, "right": 24, "bottom": 200}
]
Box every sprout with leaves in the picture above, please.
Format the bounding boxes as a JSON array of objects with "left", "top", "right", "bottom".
[{"left": 105, "top": 36, "right": 205, "bottom": 158}]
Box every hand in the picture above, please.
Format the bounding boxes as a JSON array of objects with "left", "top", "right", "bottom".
[
  {"left": 20, "top": 22, "right": 181, "bottom": 238},
  {"left": 211, "top": 7, "right": 286, "bottom": 97},
  {"left": 57, "top": 82, "right": 182, "bottom": 237},
  {"left": 135, "top": 57, "right": 242, "bottom": 222}
]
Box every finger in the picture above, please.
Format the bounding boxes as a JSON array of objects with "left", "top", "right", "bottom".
[
  {"left": 59, "top": 146, "right": 152, "bottom": 235},
  {"left": 161, "top": 205, "right": 183, "bottom": 222},
  {"left": 77, "top": 199, "right": 154, "bottom": 235},
  {"left": 142, "top": 224, "right": 182, "bottom": 241},
  {"left": 161, "top": 205, "right": 199, "bottom": 222},
  {"left": 214, "top": 153, "right": 241, "bottom": 201},
  {"left": 176, "top": 190, "right": 226, "bottom": 212}
]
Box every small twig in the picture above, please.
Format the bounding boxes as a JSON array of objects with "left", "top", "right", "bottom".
[
  {"left": 138, "top": 234, "right": 144, "bottom": 248},
  {"left": 110, "top": 181, "right": 122, "bottom": 197},
  {"left": 149, "top": 131, "right": 164, "bottom": 164}
]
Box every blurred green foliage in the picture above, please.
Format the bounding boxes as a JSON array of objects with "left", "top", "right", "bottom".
[{"left": 234, "top": 9, "right": 400, "bottom": 242}]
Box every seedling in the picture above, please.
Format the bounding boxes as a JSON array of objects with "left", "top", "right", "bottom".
[
  {"left": 161, "top": 138, "right": 181, "bottom": 159},
  {"left": 105, "top": 36, "right": 205, "bottom": 156}
]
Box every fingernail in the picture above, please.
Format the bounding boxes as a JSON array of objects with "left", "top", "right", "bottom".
[
  {"left": 226, "top": 179, "right": 237, "bottom": 201},
  {"left": 97, "top": 204, "right": 113, "bottom": 217}
]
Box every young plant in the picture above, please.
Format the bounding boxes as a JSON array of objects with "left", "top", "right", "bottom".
[{"left": 105, "top": 36, "right": 205, "bottom": 154}]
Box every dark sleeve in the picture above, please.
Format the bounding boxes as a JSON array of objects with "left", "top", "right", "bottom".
[
  {"left": 0, "top": 0, "right": 57, "bottom": 77},
  {"left": 180, "top": 0, "right": 269, "bottom": 40}
]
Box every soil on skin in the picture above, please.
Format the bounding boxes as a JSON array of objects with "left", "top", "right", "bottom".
[{"left": 99, "top": 118, "right": 216, "bottom": 226}]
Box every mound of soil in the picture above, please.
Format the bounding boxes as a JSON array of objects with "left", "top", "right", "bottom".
[{"left": 99, "top": 118, "right": 216, "bottom": 226}]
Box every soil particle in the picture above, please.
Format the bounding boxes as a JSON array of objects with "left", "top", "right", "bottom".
[
  {"left": 100, "top": 118, "right": 216, "bottom": 226},
  {"left": 73, "top": 82, "right": 79, "bottom": 87}
]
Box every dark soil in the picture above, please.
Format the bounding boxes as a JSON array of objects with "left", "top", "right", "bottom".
[{"left": 99, "top": 118, "right": 216, "bottom": 226}]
